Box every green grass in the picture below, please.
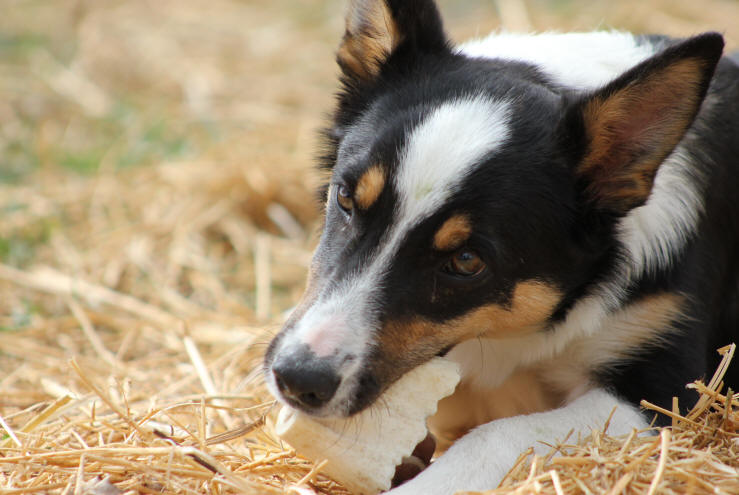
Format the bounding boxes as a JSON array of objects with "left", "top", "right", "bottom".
[
  {"left": 0, "top": 33, "right": 48, "bottom": 60},
  {"left": 0, "top": 139, "right": 40, "bottom": 184},
  {"left": 0, "top": 218, "right": 57, "bottom": 267},
  {"left": 0, "top": 103, "right": 201, "bottom": 181}
]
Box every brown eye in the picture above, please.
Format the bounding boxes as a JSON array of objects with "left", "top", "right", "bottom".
[
  {"left": 336, "top": 184, "right": 354, "bottom": 213},
  {"left": 448, "top": 249, "right": 485, "bottom": 276}
]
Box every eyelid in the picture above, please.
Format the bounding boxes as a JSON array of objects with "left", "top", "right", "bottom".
[{"left": 335, "top": 182, "right": 355, "bottom": 213}]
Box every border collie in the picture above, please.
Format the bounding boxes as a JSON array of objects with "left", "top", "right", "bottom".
[{"left": 264, "top": 0, "right": 739, "bottom": 492}]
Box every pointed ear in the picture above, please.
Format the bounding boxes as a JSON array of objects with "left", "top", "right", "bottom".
[
  {"left": 337, "top": 0, "right": 447, "bottom": 82},
  {"left": 571, "top": 33, "right": 724, "bottom": 213}
]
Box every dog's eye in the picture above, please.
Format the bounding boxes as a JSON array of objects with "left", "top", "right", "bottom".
[
  {"left": 446, "top": 249, "right": 485, "bottom": 276},
  {"left": 336, "top": 184, "right": 354, "bottom": 213}
]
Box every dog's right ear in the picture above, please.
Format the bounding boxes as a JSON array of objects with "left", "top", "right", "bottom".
[{"left": 337, "top": 0, "right": 448, "bottom": 82}]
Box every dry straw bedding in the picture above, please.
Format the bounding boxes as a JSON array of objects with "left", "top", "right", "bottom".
[{"left": 2, "top": 1, "right": 739, "bottom": 493}]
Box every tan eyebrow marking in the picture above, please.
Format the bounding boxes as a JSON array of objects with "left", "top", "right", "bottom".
[
  {"left": 355, "top": 165, "right": 386, "bottom": 210},
  {"left": 433, "top": 215, "right": 472, "bottom": 251}
]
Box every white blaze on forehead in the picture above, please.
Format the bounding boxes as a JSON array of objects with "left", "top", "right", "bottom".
[
  {"left": 298, "top": 96, "right": 513, "bottom": 350},
  {"left": 396, "top": 96, "right": 512, "bottom": 228}
]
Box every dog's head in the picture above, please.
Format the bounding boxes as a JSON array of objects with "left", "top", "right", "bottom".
[{"left": 264, "top": 0, "right": 723, "bottom": 417}]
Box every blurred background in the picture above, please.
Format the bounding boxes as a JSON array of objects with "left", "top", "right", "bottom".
[
  {"left": 1, "top": 0, "right": 737, "bottom": 318},
  {"left": 0, "top": 0, "right": 737, "bottom": 491}
]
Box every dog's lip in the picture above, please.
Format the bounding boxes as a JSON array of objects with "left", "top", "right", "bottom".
[
  {"left": 269, "top": 380, "right": 332, "bottom": 416},
  {"left": 436, "top": 345, "right": 454, "bottom": 357},
  {"left": 279, "top": 396, "right": 324, "bottom": 415}
]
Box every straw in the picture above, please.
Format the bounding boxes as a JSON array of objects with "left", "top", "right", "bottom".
[{"left": 1, "top": 1, "right": 737, "bottom": 493}]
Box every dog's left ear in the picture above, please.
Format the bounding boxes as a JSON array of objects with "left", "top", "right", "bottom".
[
  {"left": 337, "top": 0, "right": 448, "bottom": 82},
  {"left": 570, "top": 33, "right": 724, "bottom": 214}
]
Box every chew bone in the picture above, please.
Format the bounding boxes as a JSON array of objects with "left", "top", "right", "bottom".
[{"left": 275, "top": 357, "right": 461, "bottom": 494}]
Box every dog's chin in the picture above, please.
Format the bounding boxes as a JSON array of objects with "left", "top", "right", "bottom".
[{"left": 274, "top": 393, "right": 362, "bottom": 419}]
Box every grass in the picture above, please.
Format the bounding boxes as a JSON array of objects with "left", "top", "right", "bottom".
[{"left": 0, "top": 0, "right": 737, "bottom": 493}]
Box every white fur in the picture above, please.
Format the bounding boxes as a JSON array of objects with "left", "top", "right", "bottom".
[
  {"left": 446, "top": 298, "right": 608, "bottom": 390},
  {"left": 339, "top": 96, "right": 512, "bottom": 313},
  {"left": 458, "top": 31, "right": 655, "bottom": 90},
  {"left": 301, "top": 313, "right": 350, "bottom": 358},
  {"left": 396, "top": 96, "right": 511, "bottom": 228},
  {"left": 387, "top": 388, "right": 649, "bottom": 494},
  {"left": 617, "top": 148, "right": 707, "bottom": 277},
  {"left": 450, "top": 292, "right": 682, "bottom": 399}
]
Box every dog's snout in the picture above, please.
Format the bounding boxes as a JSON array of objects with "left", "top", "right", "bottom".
[{"left": 272, "top": 350, "right": 341, "bottom": 409}]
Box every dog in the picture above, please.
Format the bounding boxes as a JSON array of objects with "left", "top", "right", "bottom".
[{"left": 264, "top": 0, "right": 739, "bottom": 492}]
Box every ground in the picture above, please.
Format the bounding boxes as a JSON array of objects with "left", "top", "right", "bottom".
[{"left": 0, "top": 0, "right": 737, "bottom": 493}]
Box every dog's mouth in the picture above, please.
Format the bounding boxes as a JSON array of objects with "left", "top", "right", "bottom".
[
  {"left": 342, "top": 368, "right": 384, "bottom": 416},
  {"left": 265, "top": 346, "right": 436, "bottom": 418},
  {"left": 331, "top": 346, "right": 461, "bottom": 416},
  {"left": 436, "top": 344, "right": 454, "bottom": 357},
  {"left": 263, "top": 306, "right": 462, "bottom": 418}
]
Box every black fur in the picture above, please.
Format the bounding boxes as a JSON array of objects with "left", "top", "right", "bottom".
[
  {"left": 266, "top": 0, "right": 738, "bottom": 424},
  {"left": 598, "top": 53, "right": 739, "bottom": 422}
]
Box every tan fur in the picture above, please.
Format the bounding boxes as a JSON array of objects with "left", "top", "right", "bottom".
[
  {"left": 579, "top": 58, "right": 706, "bottom": 211},
  {"left": 433, "top": 215, "right": 472, "bottom": 251},
  {"left": 337, "top": 0, "right": 401, "bottom": 80},
  {"left": 428, "top": 292, "right": 685, "bottom": 451},
  {"left": 355, "top": 165, "right": 386, "bottom": 210},
  {"left": 429, "top": 369, "right": 564, "bottom": 451},
  {"left": 469, "top": 281, "right": 563, "bottom": 338},
  {"left": 380, "top": 281, "right": 562, "bottom": 362}
]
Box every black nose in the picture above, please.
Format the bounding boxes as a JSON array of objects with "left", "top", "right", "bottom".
[{"left": 272, "top": 350, "right": 341, "bottom": 409}]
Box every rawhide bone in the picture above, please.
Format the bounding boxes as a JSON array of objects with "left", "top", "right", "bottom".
[{"left": 275, "top": 357, "right": 461, "bottom": 494}]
